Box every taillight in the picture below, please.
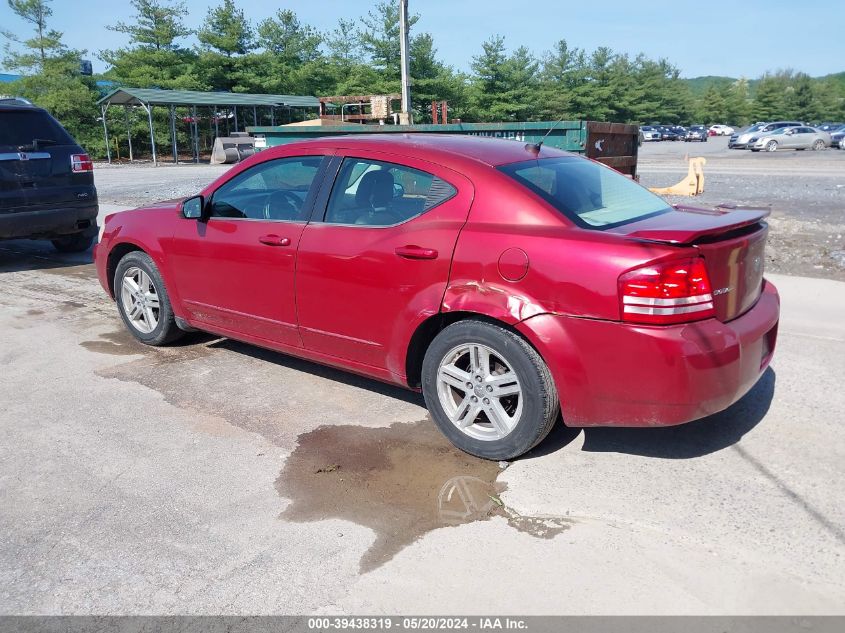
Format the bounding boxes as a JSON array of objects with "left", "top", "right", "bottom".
[
  {"left": 70, "top": 153, "right": 93, "bottom": 172},
  {"left": 619, "top": 257, "right": 715, "bottom": 325}
]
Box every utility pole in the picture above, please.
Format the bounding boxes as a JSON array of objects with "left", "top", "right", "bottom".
[{"left": 399, "top": 0, "right": 412, "bottom": 125}]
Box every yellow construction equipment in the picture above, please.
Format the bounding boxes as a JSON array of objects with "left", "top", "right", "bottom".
[{"left": 649, "top": 156, "right": 706, "bottom": 196}]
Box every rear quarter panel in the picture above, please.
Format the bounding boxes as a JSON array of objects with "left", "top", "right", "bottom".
[{"left": 444, "top": 173, "right": 684, "bottom": 323}]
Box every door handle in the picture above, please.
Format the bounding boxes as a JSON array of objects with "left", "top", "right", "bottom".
[
  {"left": 395, "top": 245, "right": 438, "bottom": 260},
  {"left": 258, "top": 234, "right": 291, "bottom": 246}
]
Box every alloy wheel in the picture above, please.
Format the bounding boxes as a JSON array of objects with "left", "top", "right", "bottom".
[
  {"left": 120, "top": 266, "right": 160, "bottom": 334},
  {"left": 436, "top": 343, "right": 523, "bottom": 441}
]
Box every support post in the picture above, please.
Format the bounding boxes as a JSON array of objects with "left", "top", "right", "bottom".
[
  {"left": 399, "top": 0, "right": 412, "bottom": 125},
  {"left": 170, "top": 106, "right": 178, "bottom": 163},
  {"left": 123, "top": 106, "right": 134, "bottom": 162},
  {"left": 100, "top": 104, "right": 112, "bottom": 164},
  {"left": 234, "top": 105, "right": 239, "bottom": 132},
  {"left": 213, "top": 105, "right": 219, "bottom": 138},
  {"left": 144, "top": 103, "right": 157, "bottom": 166},
  {"left": 253, "top": 106, "right": 258, "bottom": 127},
  {"left": 271, "top": 107, "right": 275, "bottom": 126},
  {"left": 192, "top": 105, "right": 199, "bottom": 163}
]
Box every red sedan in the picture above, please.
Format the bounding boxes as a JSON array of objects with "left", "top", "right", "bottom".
[{"left": 94, "top": 135, "right": 779, "bottom": 460}]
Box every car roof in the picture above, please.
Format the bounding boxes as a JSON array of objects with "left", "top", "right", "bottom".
[{"left": 268, "top": 133, "right": 573, "bottom": 168}]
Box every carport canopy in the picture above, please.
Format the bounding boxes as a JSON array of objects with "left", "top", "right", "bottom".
[{"left": 96, "top": 87, "right": 320, "bottom": 164}]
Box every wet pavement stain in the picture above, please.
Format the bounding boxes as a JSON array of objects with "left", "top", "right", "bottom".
[
  {"left": 80, "top": 330, "right": 146, "bottom": 356},
  {"left": 61, "top": 300, "right": 86, "bottom": 312},
  {"left": 26, "top": 309, "right": 44, "bottom": 316},
  {"left": 277, "top": 419, "right": 573, "bottom": 573}
]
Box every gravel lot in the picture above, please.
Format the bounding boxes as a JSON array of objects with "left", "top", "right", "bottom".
[
  {"left": 92, "top": 136, "right": 845, "bottom": 281},
  {"left": 637, "top": 136, "right": 845, "bottom": 280}
]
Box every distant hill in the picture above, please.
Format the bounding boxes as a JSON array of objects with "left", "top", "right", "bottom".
[{"left": 682, "top": 72, "right": 845, "bottom": 96}]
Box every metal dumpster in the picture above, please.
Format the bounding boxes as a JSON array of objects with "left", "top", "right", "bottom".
[{"left": 247, "top": 121, "right": 640, "bottom": 178}]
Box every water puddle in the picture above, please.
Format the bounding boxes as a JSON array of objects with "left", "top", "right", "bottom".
[
  {"left": 80, "top": 330, "right": 145, "bottom": 356},
  {"left": 277, "top": 419, "right": 573, "bottom": 572}
]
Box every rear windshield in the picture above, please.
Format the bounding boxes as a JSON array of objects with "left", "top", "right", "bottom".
[
  {"left": 0, "top": 109, "right": 75, "bottom": 150},
  {"left": 499, "top": 156, "right": 670, "bottom": 229}
]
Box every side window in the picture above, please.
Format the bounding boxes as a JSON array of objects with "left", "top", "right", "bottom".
[
  {"left": 324, "top": 158, "right": 456, "bottom": 227},
  {"left": 209, "top": 156, "right": 324, "bottom": 221}
]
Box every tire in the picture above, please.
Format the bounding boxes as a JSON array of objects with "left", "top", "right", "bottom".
[
  {"left": 812, "top": 139, "right": 825, "bottom": 151},
  {"left": 766, "top": 140, "right": 778, "bottom": 152},
  {"left": 52, "top": 232, "right": 94, "bottom": 253},
  {"left": 114, "top": 251, "right": 184, "bottom": 346},
  {"left": 421, "top": 320, "right": 560, "bottom": 460}
]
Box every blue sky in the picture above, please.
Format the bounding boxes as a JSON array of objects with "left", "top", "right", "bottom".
[{"left": 1, "top": 0, "right": 842, "bottom": 78}]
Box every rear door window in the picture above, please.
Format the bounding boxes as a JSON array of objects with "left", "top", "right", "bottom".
[
  {"left": 500, "top": 156, "right": 670, "bottom": 229},
  {"left": 323, "top": 158, "right": 456, "bottom": 227},
  {"left": 0, "top": 109, "right": 75, "bottom": 150}
]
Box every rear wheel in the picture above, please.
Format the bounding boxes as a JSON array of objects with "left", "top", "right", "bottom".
[
  {"left": 114, "top": 251, "right": 183, "bottom": 346},
  {"left": 766, "top": 140, "right": 778, "bottom": 152},
  {"left": 52, "top": 233, "right": 94, "bottom": 253},
  {"left": 812, "top": 139, "right": 825, "bottom": 151},
  {"left": 422, "top": 320, "right": 559, "bottom": 460}
]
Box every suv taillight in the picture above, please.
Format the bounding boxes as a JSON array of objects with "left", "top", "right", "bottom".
[
  {"left": 70, "top": 153, "right": 93, "bottom": 172},
  {"left": 619, "top": 257, "right": 715, "bottom": 325}
]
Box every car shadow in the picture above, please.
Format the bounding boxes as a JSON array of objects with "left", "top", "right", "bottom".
[
  {"left": 529, "top": 367, "right": 776, "bottom": 460},
  {"left": 209, "top": 338, "right": 427, "bottom": 408},
  {"left": 0, "top": 239, "right": 94, "bottom": 274}
]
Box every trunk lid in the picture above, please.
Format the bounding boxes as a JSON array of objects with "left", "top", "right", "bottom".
[{"left": 610, "top": 205, "right": 769, "bottom": 322}]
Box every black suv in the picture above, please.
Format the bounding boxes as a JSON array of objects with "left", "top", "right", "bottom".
[{"left": 0, "top": 100, "right": 98, "bottom": 252}]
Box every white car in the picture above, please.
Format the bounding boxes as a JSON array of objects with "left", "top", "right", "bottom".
[{"left": 708, "top": 124, "right": 735, "bottom": 136}]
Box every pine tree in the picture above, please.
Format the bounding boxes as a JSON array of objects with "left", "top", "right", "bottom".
[{"left": 198, "top": 0, "right": 253, "bottom": 57}]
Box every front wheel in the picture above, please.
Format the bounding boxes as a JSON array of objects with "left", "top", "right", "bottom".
[
  {"left": 766, "top": 140, "right": 778, "bottom": 152},
  {"left": 812, "top": 139, "right": 825, "bottom": 151},
  {"left": 422, "top": 320, "right": 560, "bottom": 460},
  {"left": 114, "top": 251, "right": 184, "bottom": 346}
]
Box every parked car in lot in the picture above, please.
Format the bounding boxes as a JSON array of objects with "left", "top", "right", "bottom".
[
  {"left": 640, "top": 125, "right": 661, "bottom": 141},
  {"left": 748, "top": 126, "right": 831, "bottom": 152},
  {"left": 0, "top": 101, "right": 98, "bottom": 251},
  {"left": 685, "top": 125, "right": 709, "bottom": 142},
  {"left": 730, "top": 121, "right": 802, "bottom": 149},
  {"left": 709, "top": 124, "right": 734, "bottom": 136},
  {"left": 94, "top": 135, "right": 779, "bottom": 460},
  {"left": 657, "top": 126, "right": 681, "bottom": 141},
  {"left": 829, "top": 125, "right": 845, "bottom": 148}
]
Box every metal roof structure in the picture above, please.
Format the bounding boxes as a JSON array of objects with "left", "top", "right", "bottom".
[
  {"left": 97, "top": 87, "right": 319, "bottom": 108},
  {"left": 97, "top": 88, "right": 320, "bottom": 165}
]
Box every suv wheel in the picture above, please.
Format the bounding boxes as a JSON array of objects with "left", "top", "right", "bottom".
[
  {"left": 52, "top": 233, "right": 94, "bottom": 253},
  {"left": 766, "top": 140, "right": 778, "bottom": 152},
  {"left": 422, "top": 320, "right": 559, "bottom": 460},
  {"left": 114, "top": 251, "right": 183, "bottom": 346}
]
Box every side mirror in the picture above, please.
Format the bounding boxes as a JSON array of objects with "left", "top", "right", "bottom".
[{"left": 181, "top": 195, "right": 204, "bottom": 219}]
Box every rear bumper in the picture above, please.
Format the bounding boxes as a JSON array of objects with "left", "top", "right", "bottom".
[
  {"left": 0, "top": 204, "right": 98, "bottom": 240},
  {"left": 517, "top": 279, "right": 780, "bottom": 427}
]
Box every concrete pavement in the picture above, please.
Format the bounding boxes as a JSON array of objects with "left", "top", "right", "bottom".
[{"left": 0, "top": 242, "right": 843, "bottom": 614}]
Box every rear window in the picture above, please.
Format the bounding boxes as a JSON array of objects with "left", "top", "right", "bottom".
[
  {"left": 499, "top": 156, "right": 670, "bottom": 229},
  {"left": 0, "top": 109, "right": 75, "bottom": 150}
]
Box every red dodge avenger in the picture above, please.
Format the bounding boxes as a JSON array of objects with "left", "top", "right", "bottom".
[{"left": 94, "top": 135, "right": 779, "bottom": 459}]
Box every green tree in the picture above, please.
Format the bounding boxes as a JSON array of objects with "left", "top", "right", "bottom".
[
  {"left": 108, "top": 0, "right": 191, "bottom": 51},
  {"left": 784, "top": 73, "right": 814, "bottom": 121},
  {"left": 2, "top": 0, "right": 102, "bottom": 154},
  {"left": 197, "top": 0, "right": 253, "bottom": 57},
  {"left": 101, "top": 0, "right": 198, "bottom": 89},
  {"left": 2, "top": 0, "right": 63, "bottom": 71},
  {"left": 358, "top": 1, "right": 419, "bottom": 79},
  {"left": 470, "top": 36, "right": 539, "bottom": 121},
  {"left": 722, "top": 78, "right": 751, "bottom": 126},
  {"left": 752, "top": 74, "right": 786, "bottom": 121}
]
